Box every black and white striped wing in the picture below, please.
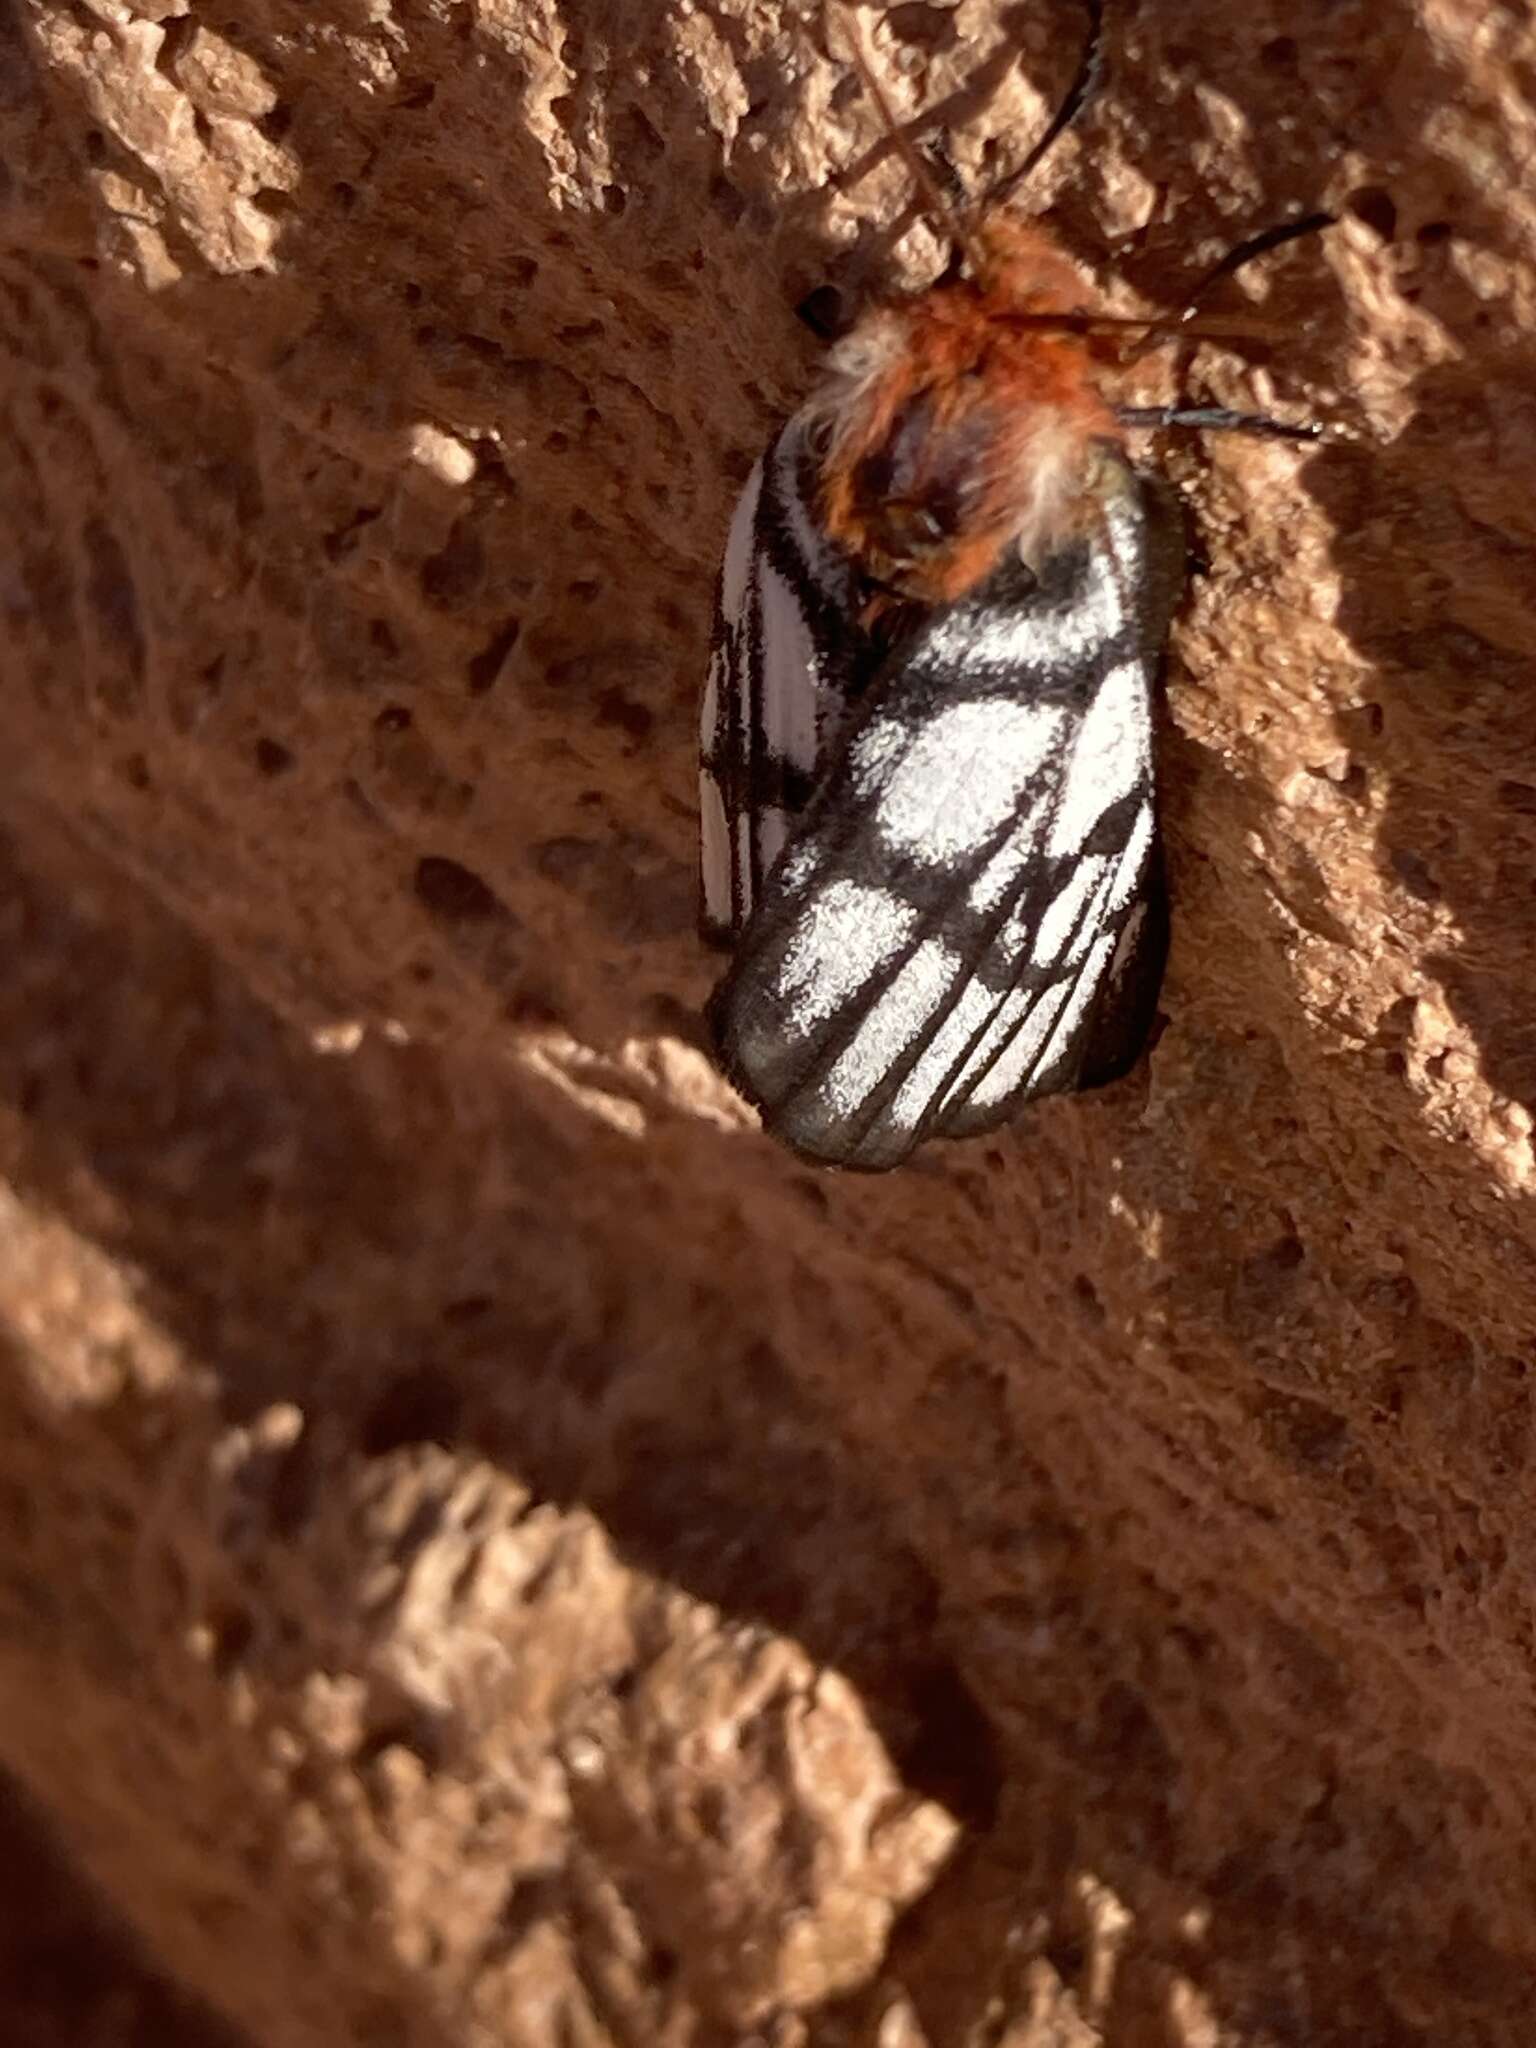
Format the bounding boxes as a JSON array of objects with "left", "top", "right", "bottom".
[
  {"left": 707, "top": 452, "right": 1184, "bottom": 1172},
  {"left": 699, "top": 416, "right": 875, "bottom": 944}
]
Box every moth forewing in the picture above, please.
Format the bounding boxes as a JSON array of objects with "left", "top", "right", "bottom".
[
  {"left": 698, "top": 418, "right": 876, "bottom": 946},
  {"left": 708, "top": 447, "right": 1183, "bottom": 1171}
]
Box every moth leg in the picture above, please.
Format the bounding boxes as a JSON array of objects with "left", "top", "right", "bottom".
[{"left": 1115, "top": 403, "right": 1325, "bottom": 442}]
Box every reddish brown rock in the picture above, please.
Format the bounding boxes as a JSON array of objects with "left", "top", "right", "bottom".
[{"left": 3, "top": 1, "right": 1536, "bottom": 2042}]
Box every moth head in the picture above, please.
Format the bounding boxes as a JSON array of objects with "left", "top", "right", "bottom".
[
  {"left": 812, "top": 299, "right": 1113, "bottom": 604},
  {"left": 835, "top": 386, "right": 994, "bottom": 599}
]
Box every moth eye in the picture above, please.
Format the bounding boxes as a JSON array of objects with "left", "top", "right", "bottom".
[{"left": 873, "top": 501, "right": 944, "bottom": 556}]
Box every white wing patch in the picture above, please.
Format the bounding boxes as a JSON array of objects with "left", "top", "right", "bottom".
[
  {"left": 1030, "top": 928, "right": 1120, "bottom": 1085},
  {"left": 1031, "top": 853, "right": 1111, "bottom": 965},
  {"left": 852, "top": 700, "right": 1066, "bottom": 865},
  {"left": 921, "top": 539, "right": 1126, "bottom": 678},
  {"left": 772, "top": 878, "right": 916, "bottom": 1025},
  {"left": 698, "top": 416, "right": 867, "bottom": 942},
  {"left": 720, "top": 458, "right": 763, "bottom": 620},
  {"left": 758, "top": 560, "right": 821, "bottom": 789},
  {"left": 954, "top": 977, "right": 1073, "bottom": 1114},
  {"left": 820, "top": 937, "right": 971, "bottom": 1121},
  {"left": 1045, "top": 659, "right": 1149, "bottom": 857}
]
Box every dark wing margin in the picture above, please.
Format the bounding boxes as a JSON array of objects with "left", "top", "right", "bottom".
[
  {"left": 698, "top": 415, "right": 876, "bottom": 946},
  {"left": 707, "top": 448, "right": 1185, "bottom": 1170}
]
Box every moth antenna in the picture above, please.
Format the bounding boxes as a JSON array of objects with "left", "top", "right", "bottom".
[
  {"left": 1171, "top": 211, "right": 1337, "bottom": 326},
  {"left": 999, "top": 308, "right": 1286, "bottom": 344},
  {"left": 981, "top": 0, "right": 1106, "bottom": 215},
  {"left": 1119, "top": 210, "right": 1336, "bottom": 363},
  {"left": 833, "top": 2, "right": 990, "bottom": 276}
]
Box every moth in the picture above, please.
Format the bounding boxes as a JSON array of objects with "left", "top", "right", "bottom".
[{"left": 700, "top": 0, "right": 1328, "bottom": 1171}]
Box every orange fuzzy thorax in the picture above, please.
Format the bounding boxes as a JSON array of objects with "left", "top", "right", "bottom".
[{"left": 814, "top": 220, "right": 1118, "bottom": 604}]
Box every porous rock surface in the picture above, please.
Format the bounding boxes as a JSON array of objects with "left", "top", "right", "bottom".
[{"left": 3, "top": 0, "right": 1536, "bottom": 2042}]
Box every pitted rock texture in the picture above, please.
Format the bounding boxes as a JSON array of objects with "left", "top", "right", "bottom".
[{"left": 4, "top": 0, "right": 1536, "bottom": 2043}]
